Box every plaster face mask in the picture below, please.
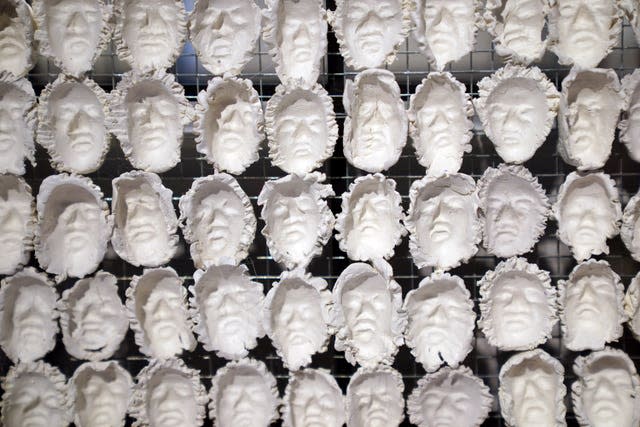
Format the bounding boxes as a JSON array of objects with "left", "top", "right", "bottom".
[
  {"left": 189, "top": 0, "right": 261, "bottom": 75},
  {"left": 559, "top": 69, "right": 622, "bottom": 170},
  {"left": 118, "top": 0, "right": 186, "bottom": 72},
  {"left": 554, "top": 172, "right": 621, "bottom": 261},
  {"left": 1, "top": 363, "right": 70, "bottom": 427},
  {"left": 403, "top": 273, "right": 475, "bottom": 373},
  {"left": 407, "top": 366, "right": 493, "bottom": 427},
  {"left": 619, "top": 69, "right": 640, "bottom": 163},
  {"left": 0, "top": 77, "right": 36, "bottom": 175},
  {"left": 475, "top": 65, "right": 559, "bottom": 164},
  {"left": 343, "top": 69, "right": 407, "bottom": 173},
  {"left": 189, "top": 264, "right": 264, "bottom": 360},
  {"left": 625, "top": 273, "right": 640, "bottom": 341},
  {"left": 412, "top": 0, "right": 478, "bottom": 70},
  {"left": 194, "top": 77, "right": 263, "bottom": 175},
  {"left": 0, "top": 0, "right": 33, "bottom": 77},
  {"left": 622, "top": 191, "right": 640, "bottom": 262},
  {"left": 407, "top": 173, "right": 480, "bottom": 270},
  {"left": 209, "top": 359, "right": 280, "bottom": 427},
  {"left": 485, "top": 0, "right": 547, "bottom": 63},
  {"left": 112, "top": 171, "right": 178, "bottom": 267},
  {"left": 346, "top": 367, "right": 404, "bottom": 427},
  {"left": 408, "top": 73, "right": 473, "bottom": 175},
  {"left": 336, "top": 174, "right": 404, "bottom": 261},
  {"left": 266, "top": 83, "right": 338, "bottom": 175},
  {"left": 38, "top": 77, "right": 108, "bottom": 174},
  {"left": 264, "top": 0, "right": 327, "bottom": 86},
  {"left": 499, "top": 350, "right": 566, "bottom": 427},
  {"left": 0, "top": 176, "right": 33, "bottom": 275},
  {"left": 572, "top": 349, "right": 640, "bottom": 427},
  {"left": 479, "top": 258, "right": 557, "bottom": 351},
  {"left": 36, "top": 174, "right": 110, "bottom": 281},
  {"left": 0, "top": 269, "right": 58, "bottom": 363},
  {"left": 61, "top": 272, "right": 128, "bottom": 361},
  {"left": 72, "top": 362, "right": 132, "bottom": 427},
  {"left": 265, "top": 272, "right": 331, "bottom": 370},
  {"left": 330, "top": 0, "right": 408, "bottom": 70},
  {"left": 479, "top": 165, "right": 549, "bottom": 258},
  {"left": 559, "top": 260, "right": 625, "bottom": 351},
  {"left": 549, "top": 0, "right": 620, "bottom": 68},
  {"left": 283, "top": 369, "right": 345, "bottom": 427}
]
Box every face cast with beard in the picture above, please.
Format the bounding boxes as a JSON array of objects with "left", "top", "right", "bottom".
[
  {"left": 0, "top": 1, "right": 31, "bottom": 76},
  {"left": 217, "top": 373, "right": 274, "bottom": 427},
  {"left": 287, "top": 371, "right": 345, "bottom": 427},
  {"left": 44, "top": 0, "right": 102, "bottom": 75},
  {"left": 0, "top": 184, "right": 32, "bottom": 275},
  {"left": 193, "top": 191, "right": 244, "bottom": 265},
  {"left": 485, "top": 80, "right": 548, "bottom": 163},
  {"left": 504, "top": 364, "right": 558, "bottom": 427},
  {"left": 122, "top": 0, "right": 182, "bottom": 71},
  {"left": 347, "top": 370, "right": 404, "bottom": 427},
  {"left": 190, "top": 0, "right": 260, "bottom": 75},
  {"left": 347, "top": 192, "right": 396, "bottom": 260},
  {"left": 74, "top": 366, "right": 131, "bottom": 427},
  {"left": 147, "top": 372, "right": 198, "bottom": 427},
  {"left": 3, "top": 373, "right": 66, "bottom": 427},
  {"left": 0, "top": 83, "right": 32, "bottom": 174},
  {"left": 47, "top": 83, "right": 106, "bottom": 173},
  {"left": 340, "top": 0, "right": 403, "bottom": 68},
  {"left": 404, "top": 277, "right": 474, "bottom": 372},
  {"left": 496, "top": 0, "right": 545, "bottom": 60}
]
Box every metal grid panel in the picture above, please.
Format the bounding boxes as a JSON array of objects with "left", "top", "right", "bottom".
[{"left": 4, "top": 1, "right": 640, "bottom": 426}]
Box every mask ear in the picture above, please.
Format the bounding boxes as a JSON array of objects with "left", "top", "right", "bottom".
[{"left": 343, "top": 79, "right": 355, "bottom": 112}]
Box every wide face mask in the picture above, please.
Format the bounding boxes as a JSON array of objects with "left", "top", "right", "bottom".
[
  {"left": 282, "top": 368, "right": 345, "bottom": 427},
  {"left": 346, "top": 366, "right": 405, "bottom": 427}
]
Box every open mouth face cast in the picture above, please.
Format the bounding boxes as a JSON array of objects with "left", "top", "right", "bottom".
[
  {"left": 0, "top": 176, "right": 33, "bottom": 275},
  {"left": 0, "top": 0, "right": 33, "bottom": 77},
  {"left": 347, "top": 367, "right": 404, "bottom": 427},
  {"left": 189, "top": 0, "right": 260, "bottom": 75},
  {"left": 0, "top": 78, "right": 35, "bottom": 175},
  {"left": 499, "top": 350, "right": 566, "bottom": 427},
  {"left": 72, "top": 362, "right": 132, "bottom": 427},
  {"left": 560, "top": 260, "right": 624, "bottom": 351},
  {"left": 284, "top": 369, "right": 345, "bottom": 427}
]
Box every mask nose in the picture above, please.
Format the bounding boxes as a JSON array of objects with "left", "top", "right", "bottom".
[
  {"left": 68, "top": 11, "right": 88, "bottom": 34},
  {"left": 69, "top": 110, "right": 91, "bottom": 133},
  {"left": 0, "top": 208, "right": 22, "bottom": 231},
  {"left": 0, "top": 109, "right": 15, "bottom": 132},
  {"left": 432, "top": 7, "right": 453, "bottom": 29}
]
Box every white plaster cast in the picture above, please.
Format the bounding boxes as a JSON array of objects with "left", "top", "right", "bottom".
[
  {"left": 407, "top": 366, "right": 492, "bottom": 427},
  {"left": 0, "top": 175, "right": 34, "bottom": 275},
  {"left": 553, "top": 171, "right": 622, "bottom": 261},
  {"left": 624, "top": 272, "right": 640, "bottom": 341},
  {"left": 478, "top": 257, "right": 557, "bottom": 351},
  {"left": 346, "top": 365, "right": 404, "bottom": 427},
  {"left": 343, "top": 69, "right": 407, "bottom": 173},
  {"left": 179, "top": 173, "right": 256, "bottom": 269},
  {"left": 208, "top": 358, "right": 280, "bottom": 427},
  {"left": 478, "top": 164, "right": 550, "bottom": 258},
  {"left": 475, "top": 64, "right": 559, "bottom": 164},
  {"left": 558, "top": 68, "right": 622, "bottom": 170},
  {"left": 1, "top": 361, "right": 72, "bottom": 427},
  {"left": 59, "top": 271, "right": 128, "bottom": 361},
  {"left": 32, "top": 0, "right": 112, "bottom": 77},
  {"left": 282, "top": 368, "right": 345, "bottom": 427},
  {"left": 109, "top": 70, "right": 192, "bottom": 173},
  {"left": 558, "top": 259, "right": 626, "bottom": 351},
  {"left": 194, "top": 76, "right": 263, "bottom": 175},
  {"left": 114, "top": 0, "right": 186, "bottom": 73},
  {"left": 328, "top": 0, "right": 411, "bottom": 70},
  {"left": 622, "top": 189, "right": 640, "bottom": 261},
  {"left": 130, "top": 359, "right": 208, "bottom": 427},
  {"left": 0, "top": 73, "right": 36, "bottom": 175},
  {"left": 483, "top": 0, "right": 549, "bottom": 64},
  {"left": 35, "top": 173, "right": 112, "bottom": 282},
  {"left": 112, "top": 171, "right": 179, "bottom": 267},
  {"left": 37, "top": 74, "right": 110, "bottom": 174},
  {"left": 499, "top": 349, "right": 567, "bottom": 427},
  {"left": 265, "top": 82, "right": 338, "bottom": 175},
  {"left": 188, "top": 0, "right": 261, "bottom": 76},
  {"left": 332, "top": 260, "right": 406, "bottom": 367},
  {"left": 126, "top": 267, "right": 196, "bottom": 359},
  {"left": 572, "top": 347, "right": 640, "bottom": 427},
  {"left": 410, "top": 0, "right": 482, "bottom": 70},
  {"left": 189, "top": 263, "right": 265, "bottom": 360},
  {"left": 263, "top": 0, "right": 328, "bottom": 87},
  {"left": 407, "top": 72, "right": 473, "bottom": 176},
  {"left": 548, "top": 0, "right": 623, "bottom": 68},
  {"left": 0, "top": 0, "right": 34, "bottom": 78},
  {"left": 625, "top": 0, "right": 640, "bottom": 47},
  {"left": 264, "top": 269, "right": 333, "bottom": 371},
  {"left": 405, "top": 173, "right": 480, "bottom": 270},
  {"left": 258, "top": 172, "right": 334, "bottom": 270},
  {"left": 0, "top": 268, "right": 58, "bottom": 363},
  {"left": 619, "top": 69, "right": 640, "bottom": 163},
  {"left": 335, "top": 174, "right": 405, "bottom": 262},
  {"left": 403, "top": 272, "right": 475, "bottom": 373},
  {"left": 71, "top": 361, "right": 133, "bottom": 427}
]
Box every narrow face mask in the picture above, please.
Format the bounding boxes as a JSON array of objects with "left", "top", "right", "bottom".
[
  {"left": 347, "top": 369, "right": 404, "bottom": 427},
  {"left": 0, "top": 82, "right": 32, "bottom": 173},
  {"left": 0, "top": 3, "right": 31, "bottom": 76},
  {"left": 8, "top": 285, "right": 57, "bottom": 362},
  {"left": 74, "top": 366, "right": 131, "bottom": 427},
  {"left": 4, "top": 372, "right": 66, "bottom": 427},
  {"left": 494, "top": 0, "right": 546, "bottom": 61},
  {"left": 148, "top": 372, "right": 198, "bottom": 427},
  {"left": 0, "top": 181, "right": 32, "bottom": 274},
  {"left": 217, "top": 374, "right": 273, "bottom": 427},
  {"left": 287, "top": 371, "right": 345, "bottom": 427}
]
